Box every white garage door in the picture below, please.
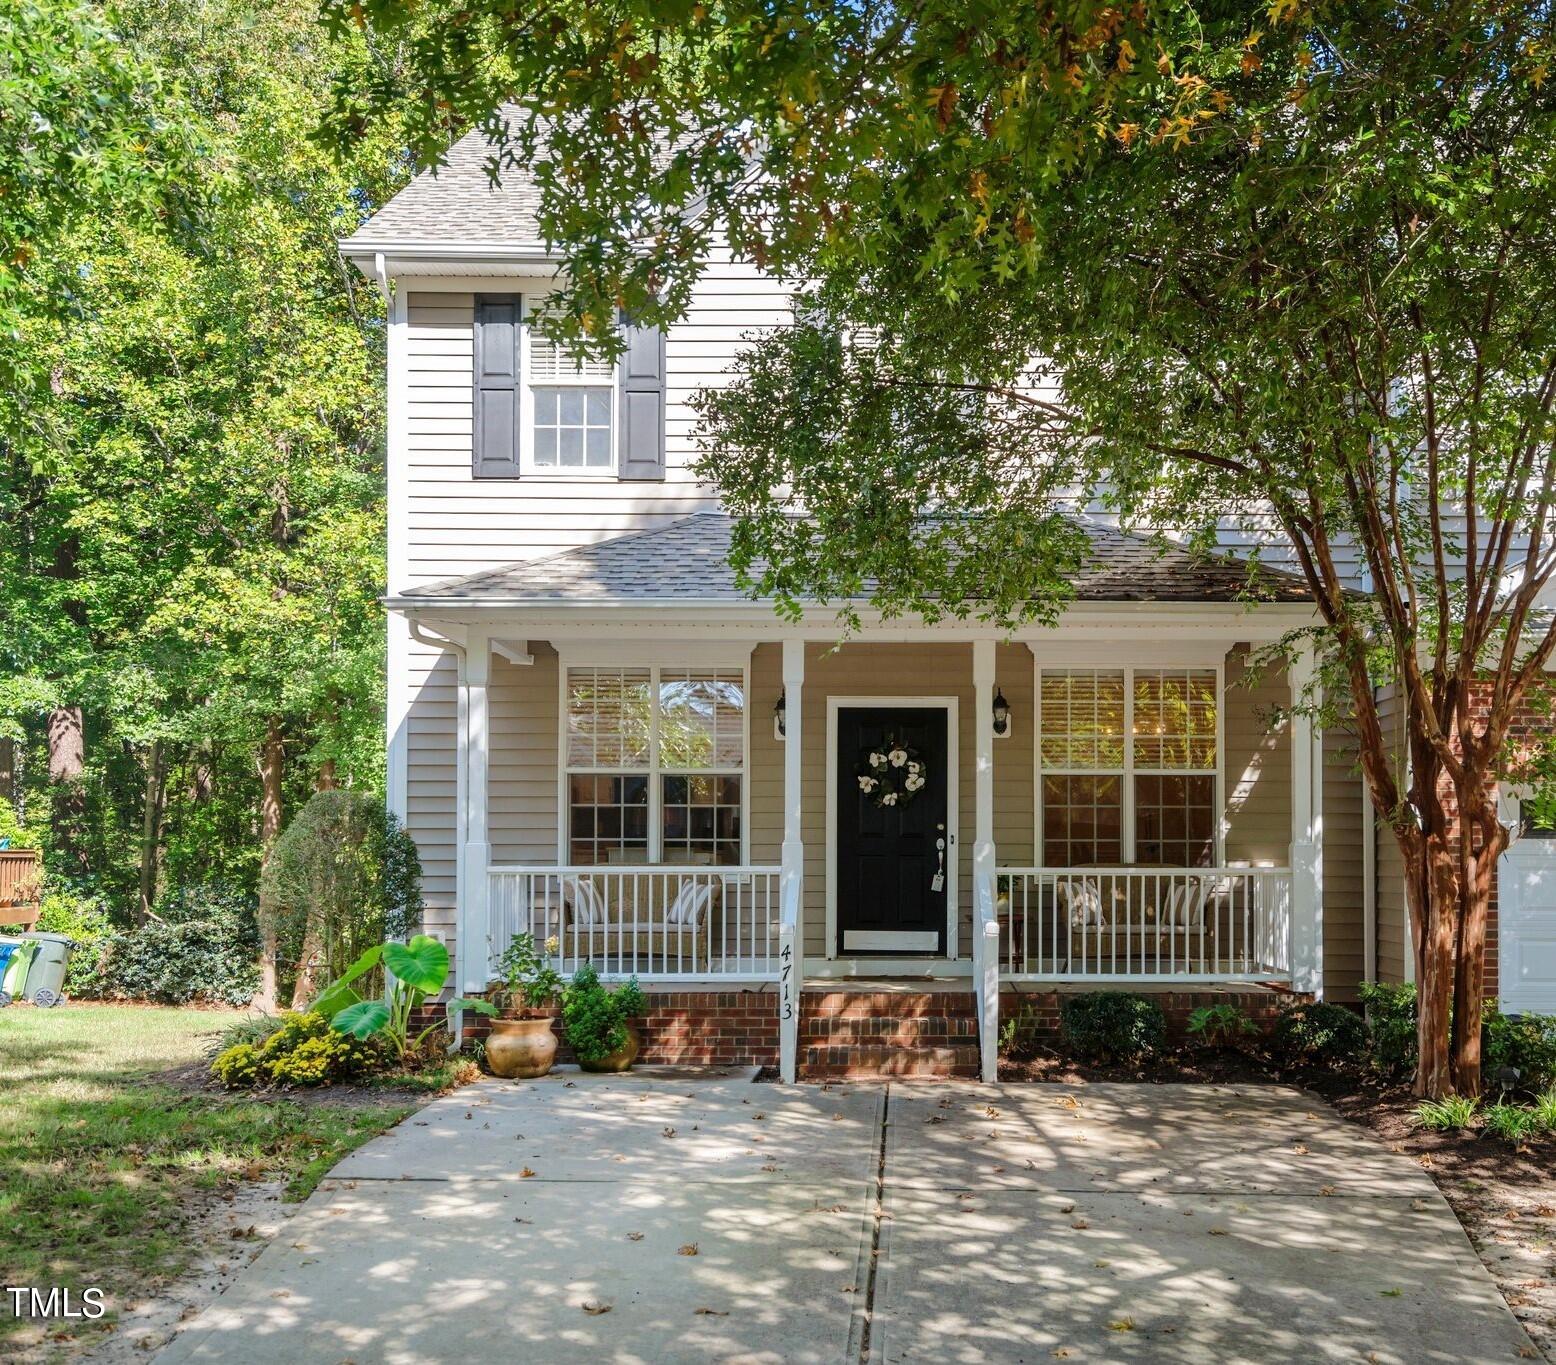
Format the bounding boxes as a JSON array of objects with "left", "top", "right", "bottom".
[{"left": 1499, "top": 800, "right": 1556, "bottom": 1014}]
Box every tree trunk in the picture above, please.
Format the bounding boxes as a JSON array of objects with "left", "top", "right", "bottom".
[
  {"left": 316, "top": 757, "right": 337, "bottom": 792},
  {"left": 0, "top": 736, "right": 15, "bottom": 808},
  {"left": 256, "top": 717, "right": 285, "bottom": 1012},
  {"left": 1450, "top": 780, "right": 1506, "bottom": 1096},
  {"left": 137, "top": 740, "right": 167, "bottom": 924},
  {"left": 1412, "top": 835, "right": 1459, "bottom": 1098},
  {"left": 47, "top": 706, "right": 87, "bottom": 875}
]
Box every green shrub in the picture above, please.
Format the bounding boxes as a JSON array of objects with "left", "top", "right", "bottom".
[
  {"left": 1482, "top": 1001, "right": 1556, "bottom": 1093},
  {"left": 210, "top": 1010, "right": 379, "bottom": 1087},
  {"left": 1483, "top": 1102, "right": 1540, "bottom": 1149},
  {"left": 1415, "top": 1094, "right": 1478, "bottom": 1131},
  {"left": 1185, "top": 1002, "right": 1257, "bottom": 1049},
  {"left": 98, "top": 884, "right": 260, "bottom": 1006},
  {"left": 1058, "top": 992, "right": 1166, "bottom": 1063},
  {"left": 209, "top": 1013, "right": 287, "bottom": 1056},
  {"left": 1359, "top": 980, "right": 1417, "bottom": 1074},
  {"left": 1271, "top": 1001, "right": 1367, "bottom": 1064},
  {"left": 1531, "top": 1088, "right": 1556, "bottom": 1131},
  {"left": 35, "top": 885, "right": 114, "bottom": 996},
  {"left": 561, "top": 964, "right": 647, "bottom": 1065},
  {"left": 211, "top": 1043, "right": 262, "bottom": 1088},
  {"left": 261, "top": 791, "right": 423, "bottom": 1003}
]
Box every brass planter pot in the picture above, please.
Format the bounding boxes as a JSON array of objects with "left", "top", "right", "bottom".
[
  {"left": 577, "top": 1024, "right": 642, "bottom": 1073},
  {"left": 485, "top": 1016, "right": 558, "bottom": 1079}
]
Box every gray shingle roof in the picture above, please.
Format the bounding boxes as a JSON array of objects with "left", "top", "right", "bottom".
[
  {"left": 399, "top": 511, "right": 1314, "bottom": 606},
  {"left": 344, "top": 108, "right": 547, "bottom": 248}
]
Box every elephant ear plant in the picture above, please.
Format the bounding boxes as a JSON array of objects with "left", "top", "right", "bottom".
[{"left": 313, "top": 934, "right": 495, "bottom": 1062}]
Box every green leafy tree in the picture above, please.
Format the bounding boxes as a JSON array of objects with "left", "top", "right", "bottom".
[
  {"left": 329, "top": 0, "right": 1556, "bottom": 1097},
  {"left": 0, "top": 0, "right": 412, "bottom": 929}
]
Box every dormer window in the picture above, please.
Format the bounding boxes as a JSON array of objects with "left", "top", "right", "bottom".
[{"left": 473, "top": 292, "right": 665, "bottom": 481}]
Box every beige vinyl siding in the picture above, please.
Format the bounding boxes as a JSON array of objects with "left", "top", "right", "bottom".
[
  {"left": 1323, "top": 722, "right": 1366, "bottom": 1002},
  {"left": 489, "top": 644, "right": 560, "bottom": 865},
  {"left": 1374, "top": 683, "right": 1412, "bottom": 983},
  {"left": 402, "top": 254, "right": 792, "bottom": 588},
  {"left": 1222, "top": 654, "right": 1291, "bottom": 865},
  {"left": 406, "top": 646, "right": 458, "bottom": 946}
]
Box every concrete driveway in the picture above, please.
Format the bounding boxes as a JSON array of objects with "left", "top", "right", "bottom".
[{"left": 159, "top": 1076, "right": 1537, "bottom": 1364}]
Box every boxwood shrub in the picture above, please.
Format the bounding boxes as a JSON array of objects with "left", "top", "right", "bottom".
[
  {"left": 1058, "top": 991, "right": 1166, "bottom": 1062},
  {"left": 1271, "top": 1001, "right": 1366, "bottom": 1064}
]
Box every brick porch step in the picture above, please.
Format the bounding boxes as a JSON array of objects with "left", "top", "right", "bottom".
[
  {"left": 797, "top": 989, "right": 981, "bottom": 1079},
  {"left": 801, "top": 1042, "right": 981, "bottom": 1079}
]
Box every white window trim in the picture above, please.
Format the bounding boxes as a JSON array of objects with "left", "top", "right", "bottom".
[
  {"left": 555, "top": 660, "right": 752, "bottom": 866},
  {"left": 1033, "top": 661, "right": 1226, "bottom": 868},
  {"left": 519, "top": 295, "right": 619, "bottom": 478}
]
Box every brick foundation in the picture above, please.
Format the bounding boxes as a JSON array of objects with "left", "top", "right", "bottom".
[
  {"left": 999, "top": 984, "right": 1307, "bottom": 1042},
  {"left": 420, "top": 986, "right": 779, "bottom": 1068},
  {"left": 423, "top": 983, "right": 1307, "bottom": 1080}
]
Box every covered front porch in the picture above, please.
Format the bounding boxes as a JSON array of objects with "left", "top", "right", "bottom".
[{"left": 407, "top": 637, "right": 1324, "bottom": 1082}]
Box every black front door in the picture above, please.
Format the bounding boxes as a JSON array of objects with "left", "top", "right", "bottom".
[{"left": 836, "top": 706, "right": 950, "bottom": 955}]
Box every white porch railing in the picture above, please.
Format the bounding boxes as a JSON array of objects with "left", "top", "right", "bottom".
[
  {"left": 997, "top": 866, "right": 1293, "bottom": 982},
  {"left": 487, "top": 866, "right": 782, "bottom": 982}
]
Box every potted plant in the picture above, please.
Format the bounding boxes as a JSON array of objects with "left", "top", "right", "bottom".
[
  {"left": 562, "top": 964, "right": 647, "bottom": 1072},
  {"left": 483, "top": 933, "right": 563, "bottom": 1079}
]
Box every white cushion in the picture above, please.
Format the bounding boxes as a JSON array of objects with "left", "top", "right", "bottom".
[
  {"left": 665, "top": 880, "right": 715, "bottom": 928},
  {"left": 1059, "top": 878, "right": 1105, "bottom": 928},
  {"left": 561, "top": 875, "right": 605, "bottom": 927},
  {"left": 1161, "top": 880, "right": 1206, "bottom": 929}
]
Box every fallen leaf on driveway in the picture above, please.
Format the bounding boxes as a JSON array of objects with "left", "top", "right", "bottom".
[
  {"left": 581, "top": 1301, "right": 612, "bottom": 1315},
  {"left": 520, "top": 1167, "right": 537, "bottom": 1178},
  {"left": 694, "top": 1308, "right": 729, "bottom": 1316},
  {"left": 678, "top": 1243, "right": 699, "bottom": 1256},
  {"left": 1107, "top": 1317, "right": 1134, "bottom": 1332},
  {"left": 1208, "top": 1227, "right": 1228, "bottom": 1236},
  {"left": 663, "top": 1127, "right": 677, "bottom": 1138},
  {"left": 1071, "top": 1220, "right": 1089, "bottom": 1230},
  {"left": 627, "top": 1232, "right": 644, "bottom": 1241}
]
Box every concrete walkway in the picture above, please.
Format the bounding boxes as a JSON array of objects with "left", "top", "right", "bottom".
[{"left": 158, "top": 1076, "right": 1537, "bottom": 1364}]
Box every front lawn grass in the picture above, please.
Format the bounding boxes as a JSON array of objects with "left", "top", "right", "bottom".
[{"left": 0, "top": 1004, "right": 419, "bottom": 1350}]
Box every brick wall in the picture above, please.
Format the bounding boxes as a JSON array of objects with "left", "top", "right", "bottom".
[
  {"left": 999, "top": 986, "right": 1308, "bottom": 1042},
  {"left": 419, "top": 987, "right": 779, "bottom": 1068}
]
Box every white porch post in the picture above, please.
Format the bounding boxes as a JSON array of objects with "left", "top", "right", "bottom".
[
  {"left": 779, "top": 638, "right": 804, "bottom": 1083},
  {"left": 1289, "top": 644, "right": 1324, "bottom": 996},
  {"left": 459, "top": 631, "right": 492, "bottom": 995},
  {"left": 972, "top": 640, "right": 1000, "bottom": 1083}
]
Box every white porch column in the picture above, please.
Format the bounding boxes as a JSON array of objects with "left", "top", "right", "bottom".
[
  {"left": 972, "top": 640, "right": 1000, "bottom": 1083},
  {"left": 779, "top": 638, "right": 804, "bottom": 1083},
  {"left": 1289, "top": 644, "right": 1324, "bottom": 997},
  {"left": 459, "top": 631, "right": 492, "bottom": 995}
]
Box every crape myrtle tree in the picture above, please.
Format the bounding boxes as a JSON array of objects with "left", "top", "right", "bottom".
[{"left": 326, "top": 0, "right": 1556, "bottom": 1097}]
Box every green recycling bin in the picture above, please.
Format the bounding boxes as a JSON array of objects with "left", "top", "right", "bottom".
[
  {"left": 19, "top": 932, "right": 74, "bottom": 1006},
  {"left": 2, "top": 938, "right": 40, "bottom": 1003}
]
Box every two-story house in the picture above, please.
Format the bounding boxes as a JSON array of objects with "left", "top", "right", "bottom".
[{"left": 339, "top": 118, "right": 1556, "bottom": 1082}]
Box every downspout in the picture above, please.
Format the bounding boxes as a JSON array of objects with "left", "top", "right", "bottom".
[
  {"left": 372, "top": 252, "right": 391, "bottom": 305},
  {"left": 408, "top": 619, "right": 469, "bottom": 1053}
]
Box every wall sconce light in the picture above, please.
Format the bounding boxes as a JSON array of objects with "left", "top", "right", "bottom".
[
  {"left": 774, "top": 690, "right": 787, "bottom": 741},
  {"left": 992, "top": 685, "right": 1012, "bottom": 739}
]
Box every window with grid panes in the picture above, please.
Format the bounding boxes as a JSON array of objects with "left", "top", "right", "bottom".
[
  {"left": 1039, "top": 667, "right": 1218, "bottom": 866},
  {"left": 565, "top": 667, "right": 744, "bottom": 866},
  {"left": 527, "top": 309, "right": 614, "bottom": 471},
  {"left": 1038, "top": 670, "right": 1125, "bottom": 865}
]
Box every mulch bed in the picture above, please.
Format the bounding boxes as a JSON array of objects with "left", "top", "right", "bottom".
[{"left": 1002, "top": 1044, "right": 1556, "bottom": 1360}]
